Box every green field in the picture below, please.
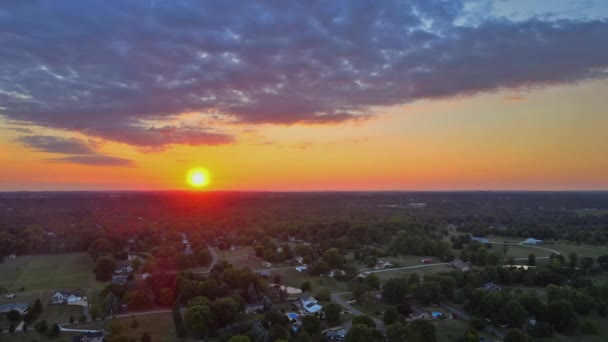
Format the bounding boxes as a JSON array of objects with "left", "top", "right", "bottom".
[
  {"left": 0, "top": 253, "right": 96, "bottom": 292},
  {"left": 575, "top": 208, "right": 608, "bottom": 217},
  {"left": 66, "top": 313, "right": 180, "bottom": 342}
]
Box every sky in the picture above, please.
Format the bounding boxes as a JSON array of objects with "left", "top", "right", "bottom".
[{"left": 1, "top": 0, "right": 607, "bottom": 191}]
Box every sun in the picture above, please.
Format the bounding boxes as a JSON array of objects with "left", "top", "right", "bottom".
[{"left": 187, "top": 168, "right": 211, "bottom": 188}]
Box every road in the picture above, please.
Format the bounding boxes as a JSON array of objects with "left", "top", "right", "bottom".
[
  {"left": 361, "top": 262, "right": 449, "bottom": 274},
  {"left": 489, "top": 240, "right": 561, "bottom": 255},
  {"left": 330, "top": 292, "right": 385, "bottom": 333}
]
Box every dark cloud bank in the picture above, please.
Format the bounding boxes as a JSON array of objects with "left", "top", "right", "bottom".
[{"left": 1, "top": 0, "right": 607, "bottom": 153}]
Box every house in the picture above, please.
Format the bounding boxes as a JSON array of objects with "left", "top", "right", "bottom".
[
  {"left": 112, "top": 275, "right": 128, "bottom": 284},
  {"left": 262, "top": 261, "right": 272, "bottom": 268},
  {"left": 246, "top": 303, "right": 265, "bottom": 314},
  {"left": 285, "top": 312, "right": 299, "bottom": 322},
  {"left": 51, "top": 291, "right": 82, "bottom": 305},
  {"left": 256, "top": 270, "right": 271, "bottom": 278},
  {"left": 0, "top": 303, "right": 28, "bottom": 314},
  {"left": 523, "top": 238, "right": 543, "bottom": 245},
  {"left": 374, "top": 260, "right": 393, "bottom": 270},
  {"left": 408, "top": 307, "right": 432, "bottom": 320},
  {"left": 184, "top": 245, "right": 193, "bottom": 255},
  {"left": 325, "top": 329, "right": 347, "bottom": 341},
  {"left": 481, "top": 282, "right": 501, "bottom": 292},
  {"left": 8, "top": 254, "right": 16, "bottom": 259},
  {"left": 327, "top": 269, "right": 345, "bottom": 278},
  {"left": 300, "top": 294, "right": 323, "bottom": 313},
  {"left": 4, "top": 293, "right": 15, "bottom": 299},
  {"left": 114, "top": 266, "right": 133, "bottom": 274},
  {"left": 295, "top": 265, "right": 308, "bottom": 272},
  {"left": 295, "top": 256, "right": 304, "bottom": 264},
  {"left": 420, "top": 258, "right": 433, "bottom": 264},
  {"left": 448, "top": 259, "right": 470, "bottom": 271},
  {"left": 72, "top": 331, "right": 104, "bottom": 342}
]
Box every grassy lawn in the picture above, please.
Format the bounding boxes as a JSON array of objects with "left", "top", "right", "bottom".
[
  {"left": 0, "top": 253, "right": 108, "bottom": 329},
  {"left": 0, "top": 330, "right": 81, "bottom": 341},
  {"left": 549, "top": 243, "right": 608, "bottom": 259},
  {"left": 269, "top": 268, "right": 349, "bottom": 293},
  {"left": 65, "top": 313, "right": 180, "bottom": 342},
  {"left": 575, "top": 208, "right": 608, "bottom": 217},
  {"left": 0, "top": 252, "right": 96, "bottom": 292},
  {"left": 216, "top": 246, "right": 254, "bottom": 259}
]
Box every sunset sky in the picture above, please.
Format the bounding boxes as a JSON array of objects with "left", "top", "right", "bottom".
[{"left": 1, "top": 0, "right": 607, "bottom": 191}]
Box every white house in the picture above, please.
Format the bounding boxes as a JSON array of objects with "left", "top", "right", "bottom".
[
  {"left": 523, "top": 238, "right": 542, "bottom": 245},
  {"left": 51, "top": 290, "right": 81, "bottom": 305}
]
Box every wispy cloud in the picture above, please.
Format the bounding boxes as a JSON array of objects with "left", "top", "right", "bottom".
[
  {"left": 0, "top": 0, "right": 607, "bottom": 149},
  {"left": 15, "top": 135, "right": 133, "bottom": 166}
]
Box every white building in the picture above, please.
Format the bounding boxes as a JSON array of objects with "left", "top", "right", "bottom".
[{"left": 523, "top": 238, "right": 542, "bottom": 245}]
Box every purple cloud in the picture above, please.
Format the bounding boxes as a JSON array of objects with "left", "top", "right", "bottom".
[
  {"left": 16, "top": 135, "right": 133, "bottom": 166},
  {"left": 0, "top": 0, "right": 607, "bottom": 149}
]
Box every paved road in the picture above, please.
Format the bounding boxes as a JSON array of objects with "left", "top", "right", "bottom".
[
  {"left": 361, "top": 262, "right": 449, "bottom": 274},
  {"left": 330, "top": 292, "right": 385, "bottom": 333}
]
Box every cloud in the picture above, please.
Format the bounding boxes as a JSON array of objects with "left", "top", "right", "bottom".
[
  {"left": 46, "top": 155, "right": 133, "bottom": 166},
  {"left": 16, "top": 135, "right": 96, "bottom": 154},
  {"left": 16, "top": 135, "right": 133, "bottom": 166},
  {"left": 0, "top": 0, "right": 607, "bottom": 149}
]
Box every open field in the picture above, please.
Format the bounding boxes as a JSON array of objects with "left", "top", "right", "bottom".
[
  {"left": 269, "top": 268, "right": 349, "bottom": 293},
  {"left": 65, "top": 313, "right": 180, "bottom": 342},
  {"left": 0, "top": 253, "right": 96, "bottom": 292},
  {"left": 575, "top": 208, "right": 608, "bottom": 217}
]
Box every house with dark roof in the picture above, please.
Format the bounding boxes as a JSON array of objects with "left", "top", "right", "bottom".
[
  {"left": 0, "top": 302, "right": 29, "bottom": 314},
  {"left": 448, "top": 259, "right": 470, "bottom": 271},
  {"left": 325, "top": 329, "right": 347, "bottom": 341},
  {"left": 408, "top": 307, "right": 432, "bottom": 320},
  {"left": 72, "top": 331, "right": 104, "bottom": 342},
  {"left": 112, "top": 275, "right": 128, "bottom": 284}
]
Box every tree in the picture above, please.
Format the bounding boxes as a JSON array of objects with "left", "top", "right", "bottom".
[
  {"left": 581, "top": 320, "right": 598, "bottom": 334},
  {"left": 383, "top": 306, "right": 400, "bottom": 325},
  {"left": 94, "top": 255, "right": 116, "bottom": 281},
  {"left": 315, "top": 288, "right": 331, "bottom": 302},
  {"left": 504, "top": 328, "right": 528, "bottom": 342},
  {"left": 528, "top": 254, "right": 535, "bottom": 266},
  {"left": 8, "top": 323, "right": 15, "bottom": 333},
  {"left": 352, "top": 315, "right": 376, "bottom": 328},
  {"left": 184, "top": 303, "right": 213, "bottom": 337},
  {"left": 69, "top": 315, "right": 75, "bottom": 324},
  {"left": 79, "top": 315, "right": 87, "bottom": 324},
  {"left": 406, "top": 319, "right": 436, "bottom": 342},
  {"left": 158, "top": 287, "right": 176, "bottom": 306},
  {"left": 228, "top": 336, "right": 251, "bottom": 342},
  {"left": 7, "top": 309, "right": 20, "bottom": 321},
  {"left": 301, "top": 280, "right": 312, "bottom": 292},
  {"left": 386, "top": 323, "right": 408, "bottom": 342},
  {"left": 46, "top": 323, "right": 60, "bottom": 338},
  {"left": 383, "top": 278, "right": 407, "bottom": 304},
  {"left": 22, "top": 323, "right": 28, "bottom": 332},
  {"left": 322, "top": 248, "right": 346, "bottom": 269},
  {"left": 568, "top": 252, "right": 578, "bottom": 267},
  {"left": 345, "top": 324, "right": 374, "bottom": 342},
  {"left": 295, "top": 331, "right": 312, "bottom": 342},
  {"left": 172, "top": 304, "right": 185, "bottom": 338},
  {"left": 302, "top": 315, "right": 321, "bottom": 337},
  {"left": 324, "top": 302, "right": 341, "bottom": 322},
  {"left": 547, "top": 300, "right": 578, "bottom": 333},
  {"left": 140, "top": 332, "right": 152, "bottom": 342},
  {"left": 131, "top": 318, "right": 139, "bottom": 329},
  {"left": 126, "top": 290, "right": 151, "bottom": 309},
  {"left": 502, "top": 301, "right": 528, "bottom": 328},
  {"left": 35, "top": 319, "right": 48, "bottom": 333}
]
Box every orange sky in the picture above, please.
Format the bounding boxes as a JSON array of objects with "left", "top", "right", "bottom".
[{"left": 1, "top": 81, "right": 607, "bottom": 191}]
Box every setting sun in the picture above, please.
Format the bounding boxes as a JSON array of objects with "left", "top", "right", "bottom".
[{"left": 187, "top": 168, "right": 211, "bottom": 188}]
